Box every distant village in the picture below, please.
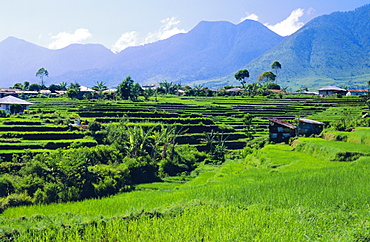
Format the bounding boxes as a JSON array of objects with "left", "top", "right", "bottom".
[{"left": 0, "top": 85, "right": 368, "bottom": 99}]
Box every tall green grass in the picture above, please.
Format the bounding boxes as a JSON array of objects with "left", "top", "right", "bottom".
[
  {"left": 324, "top": 129, "right": 370, "bottom": 145},
  {"left": 293, "top": 137, "right": 370, "bottom": 161},
  {"left": 2, "top": 152, "right": 370, "bottom": 241}
]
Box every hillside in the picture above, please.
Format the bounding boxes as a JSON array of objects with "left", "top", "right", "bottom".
[
  {"left": 0, "top": 20, "right": 283, "bottom": 88},
  {"left": 223, "top": 4, "right": 370, "bottom": 91},
  {"left": 0, "top": 37, "right": 115, "bottom": 87}
]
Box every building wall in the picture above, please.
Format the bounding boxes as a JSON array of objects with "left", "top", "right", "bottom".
[
  {"left": 269, "top": 123, "right": 296, "bottom": 143},
  {"left": 297, "top": 123, "right": 323, "bottom": 136}
]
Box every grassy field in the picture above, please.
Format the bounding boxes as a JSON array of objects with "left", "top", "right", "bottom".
[
  {"left": 1, "top": 134, "right": 370, "bottom": 241},
  {"left": 0, "top": 95, "right": 369, "bottom": 241}
]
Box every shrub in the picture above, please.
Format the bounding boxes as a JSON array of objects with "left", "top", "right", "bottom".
[
  {"left": 0, "top": 192, "right": 32, "bottom": 209},
  {"left": 32, "top": 188, "right": 47, "bottom": 204},
  {"left": 0, "top": 176, "right": 14, "bottom": 197},
  {"left": 88, "top": 120, "right": 101, "bottom": 132}
]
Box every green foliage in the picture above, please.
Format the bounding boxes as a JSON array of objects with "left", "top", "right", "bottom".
[
  {"left": 35, "top": 68, "right": 48, "bottom": 88},
  {"left": 116, "top": 76, "right": 134, "bottom": 100},
  {"left": 0, "top": 176, "right": 14, "bottom": 197},
  {"left": 234, "top": 69, "right": 250, "bottom": 88},
  {"left": 0, "top": 192, "right": 32, "bottom": 210},
  {"left": 258, "top": 71, "right": 276, "bottom": 84},
  {"left": 265, "top": 82, "right": 280, "bottom": 90},
  {"left": 66, "top": 89, "right": 79, "bottom": 99},
  {"left": 271, "top": 60, "right": 281, "bottom": 75}
]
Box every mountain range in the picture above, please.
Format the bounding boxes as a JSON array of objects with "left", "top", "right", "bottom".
[
  {"left": 1, "top": 4, "right": 370, "bottom": 90},
  {"left": 0, "top": 20, "right": 283, "bottom": 88}
]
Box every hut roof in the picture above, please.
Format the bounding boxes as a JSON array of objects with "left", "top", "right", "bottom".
[
  {"left": 267, "top": 118, "right": 296, "bottom": 129},
  {"left": 0, "top": 95, "right": 34, "bottom": 105},
  {"left": 79, "top": 86, "right": 95, "bottom": 92},
  {"left": 348, "top": 89, "right": 368, "bottom": 93},
  {"left": 295, "top": 118, "right": 324, "bottom": 125},
  {"left": 0, "top": 88, "right": 21, "bottom": 92},
  {"left": 226, "top": 88, "right": 244, "bottom": 92},
  {"left": 318, "top": 86, "right": 347, "bottom": 91}
]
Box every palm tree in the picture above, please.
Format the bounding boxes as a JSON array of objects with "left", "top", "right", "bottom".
[
  {"left": 159, "top": 80, "right": 173, "bottom": 94},
  {"left": 59, "top": 82, "right": 68, "bottom": 91},
  {"left": 92, "top": 81, "right": 108, "bottom": 92}
]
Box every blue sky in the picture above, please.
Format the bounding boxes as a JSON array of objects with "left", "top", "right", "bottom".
[{"left": 1, "top": 0, "right": 369, "bottom": 52}]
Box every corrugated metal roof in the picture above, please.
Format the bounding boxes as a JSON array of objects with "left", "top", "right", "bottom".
[
  {"left": 226, "top": 88, "right": 244, "bottom": 92},
  {"left": 0, "top": 96, "right": 34, "bottom": 105},
  {"left": 318, "top": 86, "right": 347, "bottom": 91},
  {"left": 348, "top": 89, "right": 368, "bottom": 93},
  {"left": 79, "top": 86, "right": 95, "bottom": 92},
  {"left": 267, "top": 118, "right": 296, "bottom": 129},
  {"left": 296, "top": 118, "right": 324, "bottom": 125}
]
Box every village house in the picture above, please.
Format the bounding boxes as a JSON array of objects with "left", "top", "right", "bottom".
[
  {"left": 0, "top": 95, "right": 34, "bottom": 114},
  {"left": 346, "top": 89, "right": 368, "bottom": 96},
  {"left": 267, "top": 118, "right": 296, "bottom": 143},
  {"left": 318, "top": 86, "right": 347, "bottom": 96},
  {"left": 0, "top": 88, "right": 20, "bottom": 98},
  {"left": 293, "top": 90, "right": 319, "bottom": 95},
  {"left": 295, "top": 118, "right": 324, "bottom": 136}
]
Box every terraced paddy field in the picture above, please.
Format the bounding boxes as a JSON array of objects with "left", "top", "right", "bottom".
[
  {"left": 0, "top": 95, "right": 365, "bottom": 161},
  {"left": 1, "top": 129, "right": 370, "bottom": 241},
  {"left": 0, "top": 118, "right": 96, "bottom": 161}
]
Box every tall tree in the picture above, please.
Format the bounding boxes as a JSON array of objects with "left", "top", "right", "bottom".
[
  {"left": 258, "top": 71, "right": 276, "bottom": 84},
  {"left": 117, "top": 76, "right": 134, "bottom": 100},
  {"left": 271, "top": 61, "right": 281, "bottom": 84},
  {"left": 271, "top": 61, "right": 281, "bottom": 75},
  {"left": 131, "top": 83, "right": 143, "bottom": 101},
  {"left": 23, "top": 81, "right": 30, "bottom": 91},
  {"left": 36, "top": 68, "right": 49, "bottom": 88},
  {"left": 234, "top": 69, "right": 250, "bottom": 88}
]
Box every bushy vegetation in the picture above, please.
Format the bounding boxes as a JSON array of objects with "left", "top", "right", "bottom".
[
  {"left": 1, "top": 138, "right": 370, "bottom": 241},
  {"left": 0, "top": 122, "right": 210, "bottom": 211},
  {"left": 0, "top": 91, "right": 369, "bottom": 240}
]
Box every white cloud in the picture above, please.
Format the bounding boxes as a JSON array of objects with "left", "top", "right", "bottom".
[
  {"left": 145, "top": 17, "right": 186, "bottom": 43},
  {"left": 265, "top": 8, "right": 305, "bottom": 36},
  {"left": 48, "top": 28, "right": 92, "bottom": 49},
  {"left": 111, "top": 17, "right": 186, "bottom": 53},
  {"left": 111, "top": 31, "right": 139, "bottom": 53},
  {"left": 240, "top": 13, "right": 259, "bottom": 22}
]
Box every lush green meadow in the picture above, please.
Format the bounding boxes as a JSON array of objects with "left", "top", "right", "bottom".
[
  {"left": 1, "top": 141, "right": 370, "bottom": 241},
  {"left": 0, "top": 95, "right": 369, "bottom": 241}
]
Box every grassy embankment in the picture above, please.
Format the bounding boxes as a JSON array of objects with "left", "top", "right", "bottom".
[{"left": 1, "top": 129, "right": 370, "bottom": 241}]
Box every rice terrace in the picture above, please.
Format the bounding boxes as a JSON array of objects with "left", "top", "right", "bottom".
[
  {"left": 2, "top": 1, "right": 370, "bottom": 241},
  {"left": 0, "top": 87, "right": 370, "bottom": 241}
]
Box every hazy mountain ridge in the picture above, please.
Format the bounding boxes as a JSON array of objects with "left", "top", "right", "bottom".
[
  {"left": 0, "top": 20, "right": 283, "bottom": 87},
  {"left": 1, "top": 5, "right": 370, "bottom": 89},
  {"left": 232, "top": 4, "right": 370, "bottom": 90},
  {"left": 0, "top": 37, "right": 115, "bottom": 87}
]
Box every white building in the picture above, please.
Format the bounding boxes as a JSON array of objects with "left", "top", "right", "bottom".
[{"left": 0, "top": 96, "right": 34, "bottom": 113}]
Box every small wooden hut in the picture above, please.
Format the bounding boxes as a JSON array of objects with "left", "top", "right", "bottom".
[
  {"left": 267, "top": 118, "right": 296, "bottom": 143},
  {"left": 295, "top": 118, "right": 324, "bottom": 136}
]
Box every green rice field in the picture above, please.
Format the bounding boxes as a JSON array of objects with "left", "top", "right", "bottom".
[{"left": 0, "top": 95, "right": 369, "bottom": 241}]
